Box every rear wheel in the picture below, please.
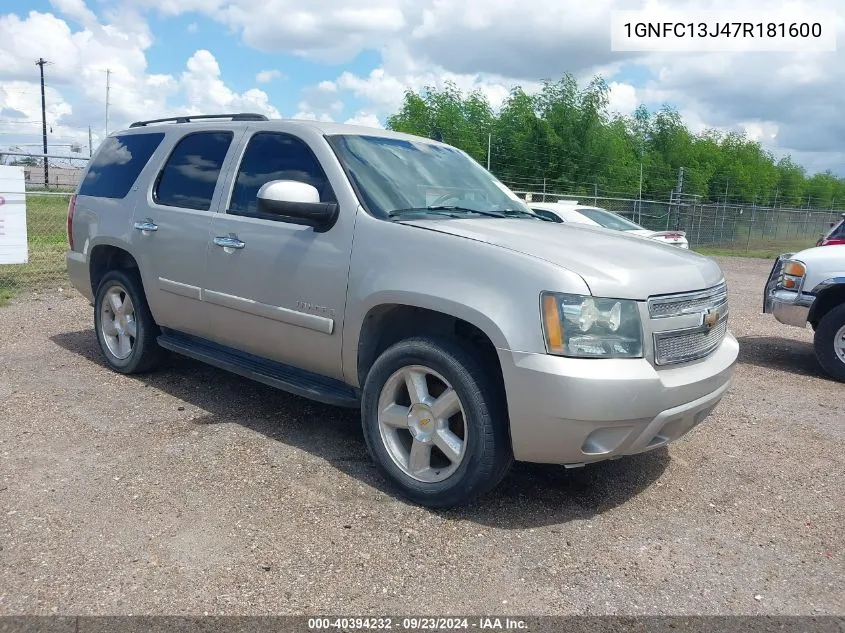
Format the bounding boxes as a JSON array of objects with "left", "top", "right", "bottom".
[
  {"left": 361, "top": 336, "right": 513, "bottom": 508},
  {"left": 94, "top": 268, "right": 163, "bottom": 374},
  {"left": 813, "top": 303, "right": 845, "bottom": 382}
]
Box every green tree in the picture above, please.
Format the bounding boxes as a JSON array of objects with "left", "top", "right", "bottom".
[{"left": 385, "top": 75, "right": 845, "bottom": 209}]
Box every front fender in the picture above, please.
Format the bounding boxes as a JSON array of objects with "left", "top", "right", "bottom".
[{"left": 341, "top": 215, "right": 591, "bottom": 386}]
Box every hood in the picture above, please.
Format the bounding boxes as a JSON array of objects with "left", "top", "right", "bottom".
[
  {"left": 400, "top": 218, "right": 723, "bottom": 300},
  {"left": 791, "top": 243, "right": 845, "bottom": 267}
]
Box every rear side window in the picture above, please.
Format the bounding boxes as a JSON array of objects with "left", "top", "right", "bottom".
[
  {"left": 228, "top": 132, "right": 335, "bottom": 217},
  {"left": 830, "top": 219, "right": 845, "bottom": 239},
  {"left": 154, "top": 131, "right": 233, "bottom": 211},
  {"left": 78, "top": 133, "right": 164, "bottom": 198}
]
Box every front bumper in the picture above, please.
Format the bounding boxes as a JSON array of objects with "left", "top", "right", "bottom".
[
  {"left": 498, "top": 332, "right": 739, "bottom": 465},
  {"left": 765, "top": 289, "right": 814, "bottom": 328},
  {"left": 762, "top": 254, "right": 814, "bottom": 328}
]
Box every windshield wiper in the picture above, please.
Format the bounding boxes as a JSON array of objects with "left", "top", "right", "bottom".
[
  {"left": 498, "top": 208, "right": 544, "bottom": 219},
  {"left": 388, "top": 206, "right": 506, "bottom": 219},
  {"left": 427, "top": 205, "right": 507, "bottom": 218}
]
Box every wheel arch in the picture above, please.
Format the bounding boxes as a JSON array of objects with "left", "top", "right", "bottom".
[
  {"left": 352, "top": 298, "right": 508, "bottom": 401},
  {"left": 88, "top": 240, "right": 142, "bottom": 297},
  {"left": 808, "top": 279, "right": 845, "bottom": 328}
]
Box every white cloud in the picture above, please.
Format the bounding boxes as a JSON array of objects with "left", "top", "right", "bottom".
[
  {"left": 3, "top": 0, "right": 845, "bottom": 175},
  {"left": 255, "top": 69, "right": 284, "bottom": 83},
  {"left": 607, "top": 82, "right": 638, "bottom": 117},
  {"left": 0, "top": 4, "right": 280, "bottom": 154},
  {"left": 181, "top": 50, "right": 281, "bottom": 118},
  {"left": 292, "top": 111, "right": 334, "bottom": 122},
  {"left": 344, "top": 111, "right": 383, "bottom": 128}
]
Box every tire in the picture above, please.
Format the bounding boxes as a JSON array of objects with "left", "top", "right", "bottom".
[
  {"left": 813, "top": 303, "right": 845, "bottom": 382},
  {"left": 361, "top": 336, "right": 513, "bottom": 508},
  {"left": 93, "top": 268, "right": 163, "bottom": 374}
]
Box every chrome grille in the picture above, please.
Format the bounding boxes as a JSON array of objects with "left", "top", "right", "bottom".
[
  {"left": 654, "top": 318, "right": 727, "bottom": 366},
  {"left": 648, "top": 281, "right": 729, "bottom": 365},
  {"left": 648, "top": 282, "right": 728, "bottom": 318}
]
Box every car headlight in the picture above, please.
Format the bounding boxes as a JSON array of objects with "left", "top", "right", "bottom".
[
  {"left": 541, "top": 292, "right": 643, "bottom": 358},
  {"left": 778, "top": 259, "right": 806, "bottom": 290}
]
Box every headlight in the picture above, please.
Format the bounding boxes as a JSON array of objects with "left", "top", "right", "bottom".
[
  {"left": 541, "top": 292, "right": 643, "bottom": 358},
  {"left": 779, "top": 259, "right": 806, "bottom": 290}
]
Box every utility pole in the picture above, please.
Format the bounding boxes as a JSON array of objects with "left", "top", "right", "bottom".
[
  {"left": 36, "top": 57, "right": 50, "bottom": 188},
  {"left": 88, "top": 125, "right": 93, "bottom": 158},
  {"left": 105, "top": 68, "right": 112, "bottom": 136}
]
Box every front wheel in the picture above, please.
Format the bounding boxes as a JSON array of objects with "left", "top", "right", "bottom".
[
  {"left": 361, "top": 336, "right": 513, "bottom": 508},
  {"left": 813, "top": 303, "right": 845, "bottom": 382}
]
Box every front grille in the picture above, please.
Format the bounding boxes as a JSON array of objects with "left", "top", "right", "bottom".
[
  {"left": 648, "top": 282, "right": 728, "bottom": 318},
  {"left": 653, "top": 318, "right": 728, "bottom": 366},
  {"left": 648, "top": 281, "right": 729, "bottom": 365}
]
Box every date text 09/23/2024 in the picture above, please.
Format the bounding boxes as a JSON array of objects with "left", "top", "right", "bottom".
[{"left": 308, "top": 617, "right": 528, "bottom": 630}]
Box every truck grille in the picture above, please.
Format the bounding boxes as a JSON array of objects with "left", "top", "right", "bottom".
[
  {"left": 648, "top": 282, "right": 728, "bottom": 318},
  {"left": 649, "top": 282, "right": 729, "bottom": 366},
  {"left": 653, "top": 318, "right": 728, "bottom": 366}
]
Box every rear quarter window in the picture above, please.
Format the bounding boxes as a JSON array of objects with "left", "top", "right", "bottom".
[{"left": 78, "top": 133, "right": 165, "bottom": 199}]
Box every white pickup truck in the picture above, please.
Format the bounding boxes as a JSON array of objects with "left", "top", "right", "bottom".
[{"left": 764, "top": 245, "right": 845, "bottom": 381}]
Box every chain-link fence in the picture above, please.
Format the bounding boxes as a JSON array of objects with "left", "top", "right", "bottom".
[
  {"left": 0, "top": 154, "right": 87, "bottom": 301},
  {"left": 1, "top": 157, "right": 841, "bottom": 301},
  {"left": 509, "top": 187, "right": 841, "bottom": 256}
]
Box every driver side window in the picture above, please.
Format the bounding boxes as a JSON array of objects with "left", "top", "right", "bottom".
[{"left": 228, "top": 132, "right": 335, "bottom": 217}]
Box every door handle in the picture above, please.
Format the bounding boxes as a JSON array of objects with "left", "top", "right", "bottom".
[
  {"left": 133, "top": 220, "right": 158, "bottom": 232},
  {"left": 213, "top": 235, "right": 245, "bottom": 250}
]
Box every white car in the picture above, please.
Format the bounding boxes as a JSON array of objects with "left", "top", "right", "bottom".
[{"left": 530, "top": 201, "right": 690, "bottom": 249}]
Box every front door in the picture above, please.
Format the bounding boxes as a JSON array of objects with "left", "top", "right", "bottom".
[
  {"left": 203, "top": 129, "right": 355, "bottom": 380},
  {"left": 131, "top": 129, "right": 239, "bottom": 338}
]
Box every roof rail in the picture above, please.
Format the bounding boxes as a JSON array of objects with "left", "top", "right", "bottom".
[{"left": 129, "top": 113, "right": 269, "bottom": 128}]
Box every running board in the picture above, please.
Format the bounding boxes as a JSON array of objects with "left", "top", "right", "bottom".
[{"left": 157, "top": 331, "right": 360, "bottom": 408}]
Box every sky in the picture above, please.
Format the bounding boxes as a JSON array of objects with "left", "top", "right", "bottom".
[{"left": 0, "top": 0, "right": 843, "bottom": 175}]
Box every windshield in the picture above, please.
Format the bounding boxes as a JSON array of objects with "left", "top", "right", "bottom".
[
  {"left": 575, "top": 207, "right": 643, "bottom": 231},
  {"left": 327, "top": 134, "right": 536, "bottom": 219}
]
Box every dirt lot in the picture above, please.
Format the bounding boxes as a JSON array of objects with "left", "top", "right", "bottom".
[{"left": 0, "top": 256, "right": 843, "bottom": 616}]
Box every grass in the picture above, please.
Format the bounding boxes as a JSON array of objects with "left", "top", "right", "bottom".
[
  {"left": 693, "top": 238, "right": 819, "bottom": 259},
  {"left": 0, "top": 193, "right": 71, "bottom": 303}
]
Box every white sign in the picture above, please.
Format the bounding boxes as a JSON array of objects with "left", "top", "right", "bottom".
[{"left": 0, "top": 165, "right": 28, "bottom": 264}]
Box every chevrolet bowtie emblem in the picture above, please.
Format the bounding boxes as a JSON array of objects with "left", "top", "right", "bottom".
[{"left": 704, "top": 309, "right": 719, "bottom": 328}]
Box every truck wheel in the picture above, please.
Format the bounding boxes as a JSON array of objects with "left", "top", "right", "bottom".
[
  {"left": 361, "top": 336, "right": 513, "bottom": 508},
  {"left": 94, "top": 268, "right": 163, "bottom": 374},
  {"left": 813, "top": 303, "right": 845, "bottom": 382}
]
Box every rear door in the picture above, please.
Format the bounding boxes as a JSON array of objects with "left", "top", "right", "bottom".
[{"left": 131, "top": 128, "right": 242, "bottom": 337}]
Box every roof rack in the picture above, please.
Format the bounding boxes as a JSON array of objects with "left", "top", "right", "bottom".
[{"left": 129, "top": 113, "right": 269, "bottom": 128}]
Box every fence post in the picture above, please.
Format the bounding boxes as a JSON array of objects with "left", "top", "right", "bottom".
[{"left": 745, "top": 199, "right": 756, "bottom": 253}]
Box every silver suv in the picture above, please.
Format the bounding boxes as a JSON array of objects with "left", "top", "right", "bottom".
[{"left": 65, "top": 113, "right": 739, "bottom": 508}]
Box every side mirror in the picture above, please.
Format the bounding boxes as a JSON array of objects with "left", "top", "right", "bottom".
[{"left": 256, "top": 180, "right": 338, "bottom": 232}]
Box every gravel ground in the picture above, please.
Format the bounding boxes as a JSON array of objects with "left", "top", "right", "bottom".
[{"left": 0, "top": 256, "right": 842, "bottom": 616}]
